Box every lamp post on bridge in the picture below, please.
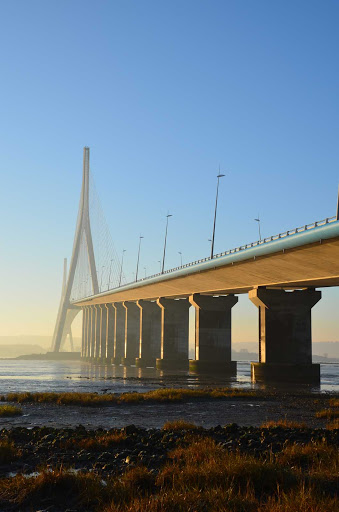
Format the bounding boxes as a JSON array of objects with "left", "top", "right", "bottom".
[
  {"left": 210, "top": 172, "right": 225, "bottom": 259},
  {"left": 162, "top": 213, "right": 173, "bottom": 273},
  {"left": 254, "top": 215, "right": 262, "bottom": 241},
  {"left": 178, "top": 251, "right": 182, "bottom": 267},
  {"left": 337, "top": 184, "right": 339, "bottom": 221},
  {"left": 119, "top": 249, "right": 126, "bottom": 287},
  {"left": 158, "top": 260, "right": 161, "bottom": 273},
  {"left": 100, "top": 266, "right": 105, "bottom": 292},
  {"left": 107, "top": 259, "right": 113, "bottom": 290},
  {"left": 135, "top": 236, "right": 144, "bottom": 282}
]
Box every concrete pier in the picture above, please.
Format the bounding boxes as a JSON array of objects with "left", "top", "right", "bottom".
[
  {"left": 99, "top": 305, "right": 107, "bottom": 361},
  {"left": 90, "top": 306, "right": 96, "bottom": 359},
  {"left": 249, "top": 288, "right": 321, "bottom": 383},
  {"left": 135, "top": 300, "right": 161, "bottom": 367},
  {"left": 189, "top": 293, "right": 238, "bottom": 374},
  {"left": 94, "top": 305, "right": 101, "bottom": 359},
  {"left": 82, "top": 307, "right": 89, "bottom": 359},
  {"left": 105, "top": 304, "right": 115, "bottom": 362},
  {"left": 121, "top": 302, "right": 140, "bottom": 365},
  {"left": 156, "top": 298, "right": 190, "bottom": 370},
  {"left": 112, "top": 303, "right": 125, "bottom": 364}
]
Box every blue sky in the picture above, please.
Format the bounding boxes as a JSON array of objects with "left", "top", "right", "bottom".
[{"left": 0, "top": 0, "right": 338, "bottom": 340}]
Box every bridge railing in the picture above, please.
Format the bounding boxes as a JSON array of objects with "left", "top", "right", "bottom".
[
  {"left": 136, "top": 216, "right": 337, "bottom": 282},
  {"left": 74, "top": 215, "right": 337, "bottom": 299}
]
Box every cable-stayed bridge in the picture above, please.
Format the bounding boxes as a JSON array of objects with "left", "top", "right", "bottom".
[{"left": 52, "top": 148, "right": 339, "bottom": 383}]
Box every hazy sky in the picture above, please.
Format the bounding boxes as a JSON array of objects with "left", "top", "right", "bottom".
[{"left": 0, "top": 0, "right": 338, "bottom": 341}]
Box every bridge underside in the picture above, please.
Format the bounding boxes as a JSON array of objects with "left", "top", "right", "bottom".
[
  {"left": 76, "top": 236, "right": 339, "bottom": 306},
  {"left": 76, "top": 235, "right": 339, "bottom": 385}
]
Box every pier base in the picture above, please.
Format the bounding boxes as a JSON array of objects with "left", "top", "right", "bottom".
[
  {"left": 189, "top": 360, "right": 237, "bottom": 375},
  {"left": 251, "top": 362, "right": 320, "bottom": 383},
  {"left": 156, "top": 358, "right": 189, "bottom": 370},
  {"left": 135, "top": 357, "right": 156, "bottom": 368}
]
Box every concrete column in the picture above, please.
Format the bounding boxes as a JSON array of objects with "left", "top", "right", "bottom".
[
  {"left": 136, "top": 300, "right": 161, "bottom": 367},
  {"left": 156, "top": 298, "right": 190, "bottom": 370},
  {"left": 189, "top": 293, "right": 238, "bottom": 374},
  {"left": 121, "top": 301, "right": 140, "bottom": 365},
  {"left": 99, "top": 305, "right": 107, "bottom": 361},
  {"left": 112, "top": 303, "right": 125, "bottom": 364},
  {"left": 84, "top": 306, "right": 90, "bottom": 359},
  {"left": 105, "top": 304, "right": 115, "bottom": 362},
  {"left": 81, "top": 307, "right": 87, "bottom": 359},
  {"left": 90, "top": 306, "right": 96, "bottom": 360},
  {"left": 249, "top": 288, "right": 321, "bottom": 383},
  {"left": 94, "top": 305, "right": 101, "bottom": 360}
]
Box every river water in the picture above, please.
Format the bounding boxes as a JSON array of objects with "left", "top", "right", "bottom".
[{"left": 0, "top": 360, "right": 337, "bottom": 395}]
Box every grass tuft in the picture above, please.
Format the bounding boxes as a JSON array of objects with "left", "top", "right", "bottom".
[
  {"left": 261, "top": 419, "right": 307, "bottom": 429},
  {"left": 0, "top": 440, "right": 21, "bottom": 464},
  {"left": 162, "top": 420, "right": 198, "bottom": 431},
  {"left": 0, "top": 405, "right": 22, "bottom": 417},
  {"left": 316, "top": 409, "right": 339, "bottom": 419}
]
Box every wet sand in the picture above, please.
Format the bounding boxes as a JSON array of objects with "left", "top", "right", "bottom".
[{"left": 0, "top": 394, "right": 332, "bottom": 430}]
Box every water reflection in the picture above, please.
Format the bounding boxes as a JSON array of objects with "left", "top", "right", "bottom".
[{"left": 0, "top": 359, "right": 336, "bottom": 394}]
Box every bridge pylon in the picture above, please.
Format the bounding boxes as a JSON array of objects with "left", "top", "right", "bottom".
[{"left": 51, "top": 147, "right": 99, "bottom": 352}]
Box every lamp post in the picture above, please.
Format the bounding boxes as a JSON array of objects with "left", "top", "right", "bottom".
[
  {"left": 158, "top": 260, "right": 161, "bottom": 273},
  {"left": 210, "top": 173, "right": 225, "bottom": 259},
  {"left": 254, "top": 215, "right": 262, "bottom": 241},
  {"left": 337, "top": 184, "right": 339, "bottom": 221},
  {"left": 178, "top": 251, "right": 182, "bottom": 267},
  {"left": 135, "top": 236, "right": 144, "bottom": 282},
  {"left": 107, "top": 259, "right": 113, "bottom": 290},
  {"left": 144, "top": 266, "right": 147, "bottom": 278},
  {"left": 162, "top": 213, "right": 172, "bottom": 273},
  {"left": 119, "top": 249, "right": 126, "bottom": 287},
  {"left": 100, "top": 266, "right": 105, "bottom": 291}
]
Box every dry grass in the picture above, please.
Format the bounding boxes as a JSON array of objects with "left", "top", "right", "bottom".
[
  {"left": 326, "top": 419, "right": 339, "bottom": 430},
  {"left": 329, "top": 398, "right": 339, "bottom": 407},
  {"left": 0, "top": 441, "right": 21, "bottom": 464},
  {"left": 0, "top": 438, "right": 337, "bottom": 511},
  {"left": 315, "top": 409, "right": 339, "bottom": 419},
  {"left": 162, "top": 419, "right": 198, "bottom": 430},
  {"left": 0, "top": 405, "right": 22, "bottom": 417},
  {"left": 63, "top": 431, "right": 127, "bottom": 452},
  {"left": 2, "top": 387, "right": 256, "bottom": 407},
  {"left": 261, "top": 419, "right": 307, "bottom": 429}
]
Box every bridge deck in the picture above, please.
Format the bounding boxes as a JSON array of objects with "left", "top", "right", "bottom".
[{"left": 75, "top": 217, "right": 339, "bottom": 306}]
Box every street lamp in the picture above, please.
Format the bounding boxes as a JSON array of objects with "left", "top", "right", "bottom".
[
  {"left": 158, "top": 260, "right": 161, "bottom": 273},
  {"left": 178, "top": 251, "right": 182, "bottom": 267},
  {"left": 100, "top": 265, "right": 105, "bottom": 291},
  {"left": 210, "top": 172, "right": 225, "bottom": 259},
  {"left": 254, "top": 215, "right": 262, "bottom": 241},
  {"left": 119, "top": 249, "right": 126, "bottom": 287},
  {"left": 144, "top": 266, "right": 147, "bottom": 278},
  {"left": 135, "top": 236, "right": 144, "bottom": 282},
  {"left": 337, "top": 184, "right": 339, "bottom": 221},
  {"left": 107, "top": 259, "right": 113, "bottom": 290},
  {"left": 162, "top": 213, "right": 172, "bottom": 273}
]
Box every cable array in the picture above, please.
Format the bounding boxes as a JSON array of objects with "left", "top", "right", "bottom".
[{"left": 70, "top": 170, "right": 125, "bottom": 300}]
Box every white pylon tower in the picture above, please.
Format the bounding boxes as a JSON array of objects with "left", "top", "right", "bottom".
[{"left": 51, "top": 147, "right": 99, "bottom": 352}]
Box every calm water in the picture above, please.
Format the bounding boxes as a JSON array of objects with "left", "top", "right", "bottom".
[{"left": 0, "top": 360, "right": 337, "bottom": 394}]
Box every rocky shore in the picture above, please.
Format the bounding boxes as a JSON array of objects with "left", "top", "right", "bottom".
[{"left": 1, "top": 423, "right": 338, "bottom": 478}]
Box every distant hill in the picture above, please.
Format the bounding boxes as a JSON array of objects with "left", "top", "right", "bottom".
[
  {"left": 0, "top": 336, "right": 81, "bottom": 353},
  {"left": 232, "top": 342, "right": 339, "bottom": 362},
  {"left": 0, "top": 344, "right": 46, "bottom": 358}
]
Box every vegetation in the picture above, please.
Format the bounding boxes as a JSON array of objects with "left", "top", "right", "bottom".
[
  {"left": 162, "top": 419, "right": 198, "bottom": 430},
  {"left": 1, "top": 388, "right": 256, "bottom": 407},
  {"left": 0, "top": 405, "right": 22, "bottom": 417},
  {"left": 261, "top": 419, "right": 307, "bottom": 429},
  {"left": 0, "top": 437, "right": 337, "bottom": 511},
  {"left": 62, "top": 431, "right": 127, "bottom": 452},
  {"left": 0, "top": 441, "right": 21, "bottom": 464},
  {"left": 316, "top": 409, "right": 339, "bottom": 419}
]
